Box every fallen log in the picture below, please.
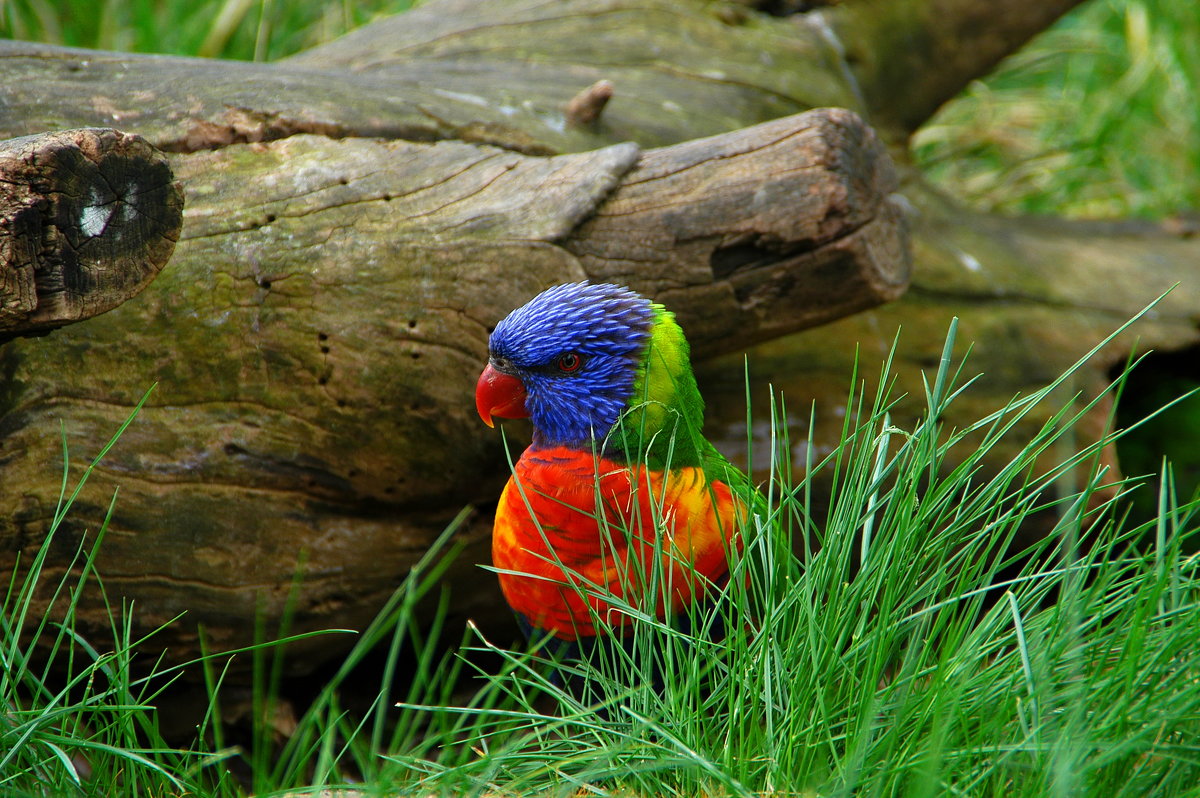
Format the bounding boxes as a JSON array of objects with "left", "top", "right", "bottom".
[
  {"left": 5, "top": 0, "right": 1188, "bottom": 680},
  {"left": 0, "top": 0, "right": 850, "bottom": 158}
]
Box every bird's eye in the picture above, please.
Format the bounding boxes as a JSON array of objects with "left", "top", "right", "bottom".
[{"left": 556, "top": 352, "right": 583, "bottom": 373}]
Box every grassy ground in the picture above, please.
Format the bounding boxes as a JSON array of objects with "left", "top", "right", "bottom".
[
  {"left": 0, "top": 0, "right": 414, "bottom": 61},
  {"left": 5, "top": 314, "right": 1200, "bottom": 795}
]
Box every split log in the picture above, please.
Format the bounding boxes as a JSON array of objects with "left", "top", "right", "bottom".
[
  {"left": 564, "top": 111, "right": 908, "bottom": 353},
  {"left": 0, "top": 128, "right": 182, "bottom": 339}
]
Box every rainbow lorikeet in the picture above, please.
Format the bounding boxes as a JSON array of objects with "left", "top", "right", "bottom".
[{"left": 475, "top": 282, "right": 752, "bottom": 647}]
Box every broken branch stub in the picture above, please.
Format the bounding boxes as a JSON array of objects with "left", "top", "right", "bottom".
[{"left": 0, "top": 128, "right": 183, "bottom": 339}]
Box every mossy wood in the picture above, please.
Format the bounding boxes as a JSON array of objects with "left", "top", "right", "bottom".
[
  {"left": 1, "top": 0, "right": 1196, "bottom": 673},
  {"left": 0, "top": 128, "right": 182, "bottom": 340}
]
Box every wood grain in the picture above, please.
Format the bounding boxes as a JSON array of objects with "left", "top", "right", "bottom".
[{"left": 0, "top": 128, "right": 182, "bottom": 338}]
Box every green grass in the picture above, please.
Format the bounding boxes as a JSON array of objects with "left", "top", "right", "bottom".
[
  {"left": 0, "top": 393, "right": 477, "bottom": 796},
  {"left": 6, "top": 308, "right": 1199, "bottom": 796},
  {"left": 1, "top": 389, "right": 201, "bottom": 795},
  {"left": 912, "top": 0, "right": 1200, "bottom": 219}
]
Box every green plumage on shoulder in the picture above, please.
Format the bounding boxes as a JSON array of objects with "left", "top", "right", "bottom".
[{"left": 606, "top": 306, "right": 745, "bottom": 488}]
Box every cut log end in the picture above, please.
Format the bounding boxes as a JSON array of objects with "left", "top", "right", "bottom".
[
  {"left": 0, "top": 128, "right": 184, "bottom": 340},
  {"left": 565, "top": 108, "right": 912, "bottom": 356}
]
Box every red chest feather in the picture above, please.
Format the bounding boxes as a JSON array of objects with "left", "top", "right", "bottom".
[{"left": 491, "top": 446, "right": 743, "bottom": 640}]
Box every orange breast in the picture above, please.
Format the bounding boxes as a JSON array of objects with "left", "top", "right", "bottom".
[{"left": 492, "top": 446, "right": 743, "bottom": 640}]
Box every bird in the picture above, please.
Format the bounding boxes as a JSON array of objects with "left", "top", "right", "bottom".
[{"left": 474, "top": 282, "right": 754, "bottom": 656}]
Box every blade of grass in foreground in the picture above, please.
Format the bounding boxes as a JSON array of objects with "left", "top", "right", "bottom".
[
  {"left": 0, "top": 387, "right": 203, "bottom": 795},
  {"left": 385, "top": 308, "right": 1200, "bottom": 797}
]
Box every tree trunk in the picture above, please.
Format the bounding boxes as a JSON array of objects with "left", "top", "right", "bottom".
[{"left": 830, "top": 0, "right": 1087, "bottom": 138}]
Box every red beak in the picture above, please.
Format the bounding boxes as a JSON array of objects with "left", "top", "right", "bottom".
[{"left": 475, "top": 363, "right": 529, "bottom": 427}]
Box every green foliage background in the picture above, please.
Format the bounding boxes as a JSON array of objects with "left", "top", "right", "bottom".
[
  {"left": 913, "top": 0, "right": 1200, "bottom": 219},
  {"left": 2, "top": 0, "right": 1195, "bottom": 219},
  {"left": 0, "top": 0, "right": 415, "bottom": 61}
]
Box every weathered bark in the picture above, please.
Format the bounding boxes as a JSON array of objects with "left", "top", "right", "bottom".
[
  {"left": 0, "top": 128, "right": 182, "bottom": 339},
  {"left": 564, "top": 111, "right": 908, "bottom": 353},
  {"left": 0, "top": 0, "right": 855, "bottom": 155}
]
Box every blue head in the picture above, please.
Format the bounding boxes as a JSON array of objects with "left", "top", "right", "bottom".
[{"left": 479, "top": 282, "right": 655, "bottom": 447}]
